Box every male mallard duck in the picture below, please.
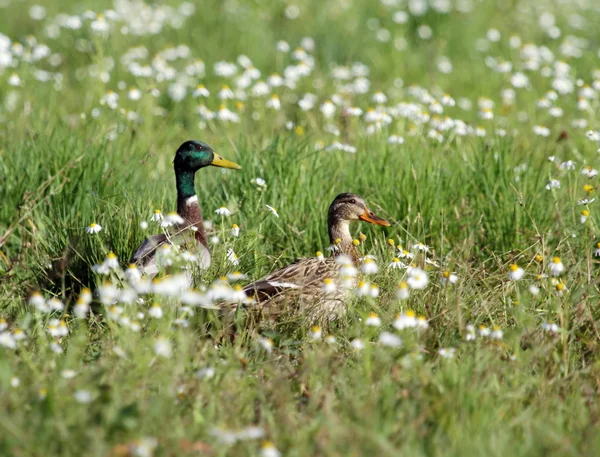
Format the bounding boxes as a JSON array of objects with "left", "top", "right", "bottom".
[
  {"left": 240, "top": 193, "right": 390, "bottom": 321},
  {"left": 130, "top": 140, "right": 241, "bottom": 276}
]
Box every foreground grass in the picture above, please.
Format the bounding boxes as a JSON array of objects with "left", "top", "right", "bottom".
[{"left": 2, "top": 0, "right": 600, "bottom": 455}]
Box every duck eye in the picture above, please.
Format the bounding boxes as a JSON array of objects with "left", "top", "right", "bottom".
[
  {"left": 349, "top": 198, "right": 356, "bottom": 205},
  {"left": 194, "top": 143, "right": 204, "bottom": 151}
]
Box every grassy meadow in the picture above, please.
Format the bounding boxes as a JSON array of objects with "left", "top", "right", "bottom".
[{"left": 2, "top": 0, "right": 600, "bottom": 455}]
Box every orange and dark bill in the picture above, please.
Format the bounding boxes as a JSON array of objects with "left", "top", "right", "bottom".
[{"left": 359, "top": 208, "right": 391, "bottom": 226}]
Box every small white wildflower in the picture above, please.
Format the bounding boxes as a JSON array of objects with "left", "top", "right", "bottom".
[
  {"left": 148, "top": 303, "right": 163, "bottom": 319},
  {"left": 350, "top": 338, "right": 365, "bottom": 351},
  {"left": 61, "top": 369, "right": 77, "bottom": 379},
  {"left": 150, "top": 210, "right": 164, "bottom": 222},
  {"left": 542, "top": 322, "right": 560, "bottom": 334},
  {"left": 529, "top": 284, "right": 540, "bottom": 296},
  {"left": 252, "top": 177, "right": 267, "bottom": 188},
  {"left": 396, "top": 282, "right": 410, "bottom": 300},
  {"left": 388, "top": 258, "right": 406, "bottom": 270},
  {"left": 360, "top": 257, "right": 379, "bottom": 274},
  {"left": 226, "top": 248, "right": 240, "bottom": 266},
  {"left": 0, "top": 332, "right": 16, "bottom": 349},
  {"left": 379, "top": 332, "right": 402, "bottom": 347},
  {"left": 490, "top": 326, "right": 503, "bottom": 340},
  {"left": 439, "top": 348, "right": 456, "bottom": 359},
  {"left": 365, "top": 312, "right": 381, "bottom": 327},
  {"left": 393, "top": 311, "right": 417, "bottom": 330},
  {"left": 508, "top": 264, "right": 525, "bottom": 281},
  {"left": 74, "top": 298, "right": 89, "bottom": 318},
  {"left": 74, "top": 390, "right": 94, "bottom": 404},
  {"left": 215, "top": 207, "right": 232, "bottom": 217},
  {"left": 265, "top": 205, "right": 279, "bottom": 217},
  {"left": 165, "top": 212, "right": 185, "bottom": 225},
  {"left": 478, "top": 325, "right": 491, "bottom": 337},
  {"left": 407, "top": 268, "right": 429, "bottom": 290},
  {"left": 86, "top": 223, "right": 102, "bottom": 234},
  {"left": 29, "top": 292, "right": 48, "bottom": 312},
  {"left": 322, "top": 278, "right": 337, "bottom": 294},
  {"left": 309, "top": 325, "right": 322, "bottom": 340},
  {"left": 440, "top": 271, "right": 458, "bottom": 285},
  {"left": 197, "top": 367, "right": 216, "bottom": 379},
  {"left": 549, "top": 257, "right": 564, "bottom": 276},
  {"left": 154, "top": 338, "right": 172, "bottom": 358},
  {"left": 261, "top": 441, "right": 281, "bottom": 457},
  {"left": 258, "top": 337, "right": 273, "bottom": 353},
  {"left": 465, "top": 325, "right": 476, "bottom": 341}
]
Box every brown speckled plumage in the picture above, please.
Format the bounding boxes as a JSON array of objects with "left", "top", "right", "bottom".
[{"left": 240, "top": 193, "right": 390, "bottom": 322}]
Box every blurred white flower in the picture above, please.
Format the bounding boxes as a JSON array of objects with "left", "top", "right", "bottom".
[
  {"left": 154, "top": 338, "right": 172, "bottom": 358},
  {"left": 86, "top": 223, "right": 102, "bottom": 234}
]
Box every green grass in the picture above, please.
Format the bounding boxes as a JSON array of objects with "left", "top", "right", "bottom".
[{"left": 2, "top": 0, "right": 600, "bottom": 455}]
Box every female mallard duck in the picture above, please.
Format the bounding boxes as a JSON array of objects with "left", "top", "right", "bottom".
[
  {"left": 130, "top": 140, "right": 241, "bottom": 276},
  {"left": 240, "top": 192, "right": 390, "bottom": 321}
]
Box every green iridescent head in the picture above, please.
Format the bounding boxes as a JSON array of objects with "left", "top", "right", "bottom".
[{"left": 173, "top": 140, "right": 241, "bottom": 173}]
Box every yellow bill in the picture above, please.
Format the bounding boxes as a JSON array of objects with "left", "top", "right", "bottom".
[{"left": 211, "top": 153, "right": 242, "bottom": 170}]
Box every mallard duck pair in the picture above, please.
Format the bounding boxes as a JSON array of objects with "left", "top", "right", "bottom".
[{"left": 131, "top": 141, "right": 390, "bottom": 320}]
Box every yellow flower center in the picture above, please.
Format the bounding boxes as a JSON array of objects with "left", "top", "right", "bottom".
[
  {"left": 552, "top": 257, "right": 561, "bottom": 264},
  {"left": 406, "top": 310, "right": 416, "bottom": 317},
  {"left": 387, "top": 239, "right": 395, "bottom": 247},
  {"left": 352, "top": 239, "right": 360, "bottom": 246},
  {"left": 582, "top": 210, "right": 590, "bottom": 216},
  {"left": 584, "top": 184, "right": 594, "bottom": 193},
  {"left": 556, "top": 283, "right": 565, "bottom": 291},
  {"left": 509, "top": 264, "right": 519, "bottom": 271}
]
